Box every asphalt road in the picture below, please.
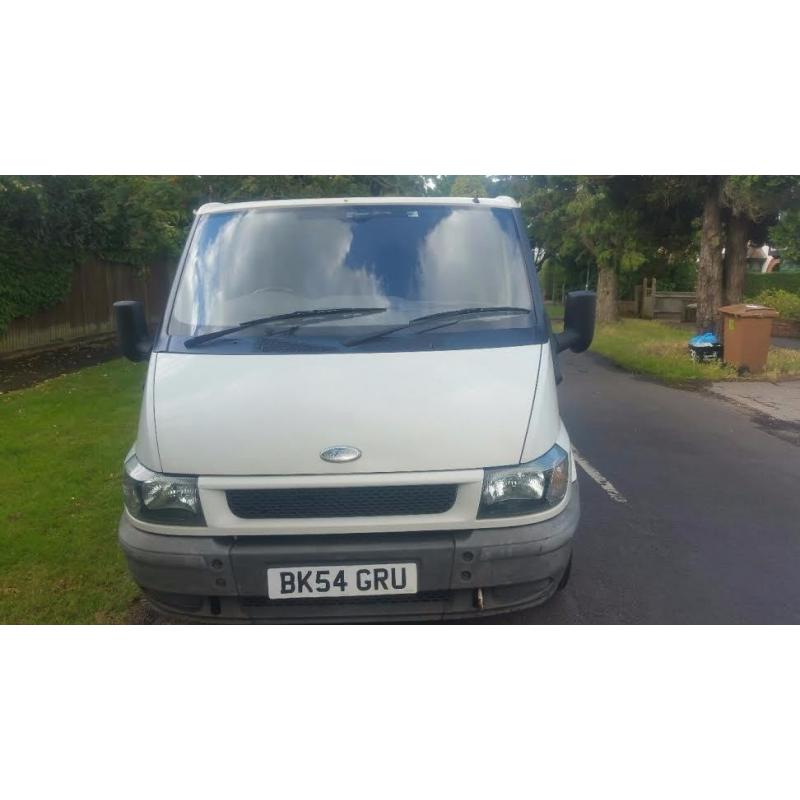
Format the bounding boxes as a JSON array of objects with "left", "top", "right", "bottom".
[{"left": 497, "top": 351, "right": 800, "bottom": 624}]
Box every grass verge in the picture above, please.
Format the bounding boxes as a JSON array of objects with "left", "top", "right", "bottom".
[
  {"left": 0, "top": 359, "right": 145, "bottom": 623},
  {"left": 544, "top": 302, "right": 564, "bottom": 321},
  {"left": 590, "top": 319, "right": 800, "bottom": 383}
]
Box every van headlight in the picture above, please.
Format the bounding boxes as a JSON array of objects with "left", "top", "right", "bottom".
[
  {"left": 478, "top": 444, "right": 570, "bottom": 519},
  {"left": 122, "top": 454, "right": 205, "bottom": 525}
]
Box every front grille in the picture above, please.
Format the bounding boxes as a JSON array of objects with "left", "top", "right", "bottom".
[{"left": 226, "top": 484, "right": 458, "bottom": 519}]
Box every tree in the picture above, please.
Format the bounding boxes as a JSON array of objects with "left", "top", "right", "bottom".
[
  {"left": 0, "top": 176, "right": 103, "bottom": 333},
  {"left": 520, "top": 176, "right": 571, "bottom": 277},
  {"left": 523, "top": 177, "right": 664, "bottom": 323},
  {"left": 449, "top": 175, "right": 489, "bottom": 197},
  {"left": 683, "top": 176, "right": 800, "bottom": 329},
  {"left": 696, "top": 178, "right": 725, "bottom": 331},
  {"left": 771, "top": 207, "right": 800, "bottom": 263},
  {"left": 513, "top": 174, "right": 800, "bottom": 331},
  {"left": 643, "top": 175, "right": 736, "bottom": 332},
  {"left": 722, "top": 176, "right": 800, "bottom": 305}
]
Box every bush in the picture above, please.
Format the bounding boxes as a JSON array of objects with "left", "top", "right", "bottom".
[
  {"left": 750, "top": 289, "right": 800, "bottom": 321},
  {"left": 744, "top": 271, "right": 800, "bottom": 298},
  {"left": 0, "top": 229, "right": 75, "bottom": 332}
]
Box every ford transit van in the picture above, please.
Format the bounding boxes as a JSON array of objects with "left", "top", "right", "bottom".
[{"left": 114, "top": 196, "right": 595, "bottom": 621}]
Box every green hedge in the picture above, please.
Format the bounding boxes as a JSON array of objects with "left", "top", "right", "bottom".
[
  {"left": 744, "top": 272, "right": 800, "bottom": 298},
  {"left": 749, "top": 289, "right": 800, "bottom": 321},
  {"left": 0, "top": 229, "right": 76, "bottom": 333}
]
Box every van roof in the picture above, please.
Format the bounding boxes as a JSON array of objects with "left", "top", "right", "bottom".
[{"left": 196, "top": 196, "right": 520, "bottom": 215}]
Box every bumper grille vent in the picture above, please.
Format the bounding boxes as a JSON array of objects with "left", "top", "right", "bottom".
[{"left": 226, "top": 484, "right": 458, "bottom": 519}]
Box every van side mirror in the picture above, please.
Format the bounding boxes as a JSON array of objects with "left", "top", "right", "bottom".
[
  {"left": 113, "top": 300, "right": 152, "bottom": 362},
  {"left": 554, "top": 291, "right": 596, "bottom": 353}
]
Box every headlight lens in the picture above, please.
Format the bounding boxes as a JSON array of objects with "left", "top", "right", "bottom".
[
  {"left": 478, "top": 444, "right": 570, "bottom": 519},
  {"left": 122, "top": 454, "right": 205, "bottom": 525}
]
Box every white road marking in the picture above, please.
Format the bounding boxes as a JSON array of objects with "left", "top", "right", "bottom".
[{"left": 572, "top": 448, "right": 628, "bottom": 504}]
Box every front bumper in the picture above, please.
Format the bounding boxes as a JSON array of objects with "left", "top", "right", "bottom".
[{"left": 119, "top": 483, "right": 580, "bottom": 622}]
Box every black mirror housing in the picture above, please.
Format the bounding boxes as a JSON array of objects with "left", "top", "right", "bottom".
[
  {"left": 114, "top": 300, "right": 152, "bottom": 362},
  {"left": 555, "top": 291, "right": 596, "bottom": 353}
]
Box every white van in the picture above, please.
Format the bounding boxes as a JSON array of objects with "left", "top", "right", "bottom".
[{"left": 115, "top": 196, "right": 595, "bottom": 621}]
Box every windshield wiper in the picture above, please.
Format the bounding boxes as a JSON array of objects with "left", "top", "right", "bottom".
[
  {"left": 344, "top": 306, "right": 531, "bottom": 347},
  {"left": 184, "top": 307, "right": 388, "bottom": 348}
]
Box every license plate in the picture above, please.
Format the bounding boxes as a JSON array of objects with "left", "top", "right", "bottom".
[{"left": 267, "top": 563, "right": 417, "bottom": 599}]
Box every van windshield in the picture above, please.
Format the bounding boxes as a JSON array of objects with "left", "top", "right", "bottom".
[{"left": 168, "top": 203, "right": 534, "bottom": 346}]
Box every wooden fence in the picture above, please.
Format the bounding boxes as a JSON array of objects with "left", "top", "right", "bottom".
[
  {"left": 0, "top": 260, "right": 174, "bottom": 357},
  {"left": 635, "top": 278, "right": 696, "bottom": 322}
]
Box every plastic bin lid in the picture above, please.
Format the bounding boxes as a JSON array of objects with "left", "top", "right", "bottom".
[{"left": 718, "top": 303, "right": 779, "bottom": 318}]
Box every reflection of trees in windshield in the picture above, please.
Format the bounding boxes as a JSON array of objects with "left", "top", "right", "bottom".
[{"left": 170, "top": 205, "right": 531, "bottom": 331}]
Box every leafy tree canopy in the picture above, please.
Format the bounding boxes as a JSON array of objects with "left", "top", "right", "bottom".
[
  {"left": 0, "top": 175, "right": 428, "bottom": 332},
  {"left": 771, "top": 209, "right": 800, "bottom": 263}
]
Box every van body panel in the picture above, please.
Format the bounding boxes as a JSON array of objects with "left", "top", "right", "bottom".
[
  {"left": 151, "top": 345, "right": 545, "bottom": 476},
  {"left": 519, "top": 345, "right": 562, "bottom": 464},
  {"left": 135, "top": 356, "right": 162, "bottom": 472}
]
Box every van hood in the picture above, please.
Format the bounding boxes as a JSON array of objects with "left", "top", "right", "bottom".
[{"left": 150, "top": 347, "right": 543, "bottom": 475}]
